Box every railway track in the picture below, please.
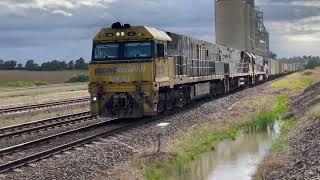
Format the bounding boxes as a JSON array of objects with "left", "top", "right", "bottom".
[
  {"left": 0, "top": 97, "right": 90, "bottom": 114},
  {"left": 0, "top": 111, "right": 92, "bottom": 139},
  {"left": 0, "top": 117, "right": 147, "bottom": 174},
  {"left": 0, "top": 75, "right": 292, "bottom": 174}
]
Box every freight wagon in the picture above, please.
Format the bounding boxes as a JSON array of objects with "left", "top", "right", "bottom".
[{"left": 89, "top": 23, "right": 298, "bottom": 118}]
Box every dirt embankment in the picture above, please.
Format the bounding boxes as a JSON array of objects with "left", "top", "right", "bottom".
[
  {"left": 288, "top": 82, "right": 320, "bottom": 119},
  {"left": 257, "top": 82, "right": 320, "bottom": 179}
]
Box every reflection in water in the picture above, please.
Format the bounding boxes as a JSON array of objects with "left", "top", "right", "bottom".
[{"left": 165, "top": 122, "right": 281, "bottom": 180}]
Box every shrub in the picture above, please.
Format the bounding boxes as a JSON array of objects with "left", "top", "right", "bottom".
[
  {"left": 65, "top": 74, "right": 89, "bottom": 83},
  {"left": 304, "top": 59, "right": 320, "bottom": 69}
]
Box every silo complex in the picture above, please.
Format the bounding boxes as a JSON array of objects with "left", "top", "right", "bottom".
[{"left": 215, "top": 0, "right": 268, "bottom": 55}]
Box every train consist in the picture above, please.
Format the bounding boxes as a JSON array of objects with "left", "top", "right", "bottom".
[{"left": 88, "top": 23, "right": 300, "bottom": 118}]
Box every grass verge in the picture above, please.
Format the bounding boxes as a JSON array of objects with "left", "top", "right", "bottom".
[
  {"left": 271, "top": 119, "right": 296, "bottom": 152},
  {"left": 270, "top": 68, "right": 320, "bottom": 91},
  {"left": 144, "top": 96, "right": 288, "bottom": 180},
  {"left": 0, "top": 81, "right": 48, "bottom": 89}
]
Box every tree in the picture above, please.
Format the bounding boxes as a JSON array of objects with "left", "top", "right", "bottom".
[
  {"left": 61, "top": 61, "right": 68, "bottom": 70},
  {"left": 305, "top": 59, "right": 320, "bottom": 69},
  {"left": 40, "top": 60, "right": 69, "bottom": 71},
  {"left": 68, "top": 60, "right": 75, "bottom": 70},
  {"left": 1, "top": 60, "right": 17, "bottom": 70},
  {"left": 75, "top": 57, "right": 88, "bottom": 70},
  {"left": 17, "top": 63, "right": 23, "bottom": 70},
  {"left": 25, "top": 59, "right": 40, "bottom": 71},
  {"left": 0, "top": 60, "right": 4, "bottom": 70},
  {"left": 269, "top": 51, "right": 277, "bottom": 59}
]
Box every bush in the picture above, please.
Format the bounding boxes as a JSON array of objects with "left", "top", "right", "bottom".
[
  {"left": 65, "top": 74, "right": 89, "bottom": 83},
  {"left": 304, "top": 59, "right": 320, "bottom": 69}
]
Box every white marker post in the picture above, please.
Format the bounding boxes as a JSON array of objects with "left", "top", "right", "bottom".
[{"left": 156, "top": 123, "right": 170, "bottom": 153}]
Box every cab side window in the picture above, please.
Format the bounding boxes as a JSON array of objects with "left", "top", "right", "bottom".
[{"left": 156, "top": 43, "right": 165, "bottom": 58}]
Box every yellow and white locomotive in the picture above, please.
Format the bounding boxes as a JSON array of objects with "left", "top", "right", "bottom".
[{"left": 89, "top": 22, "right": 298, "bottom": 118}]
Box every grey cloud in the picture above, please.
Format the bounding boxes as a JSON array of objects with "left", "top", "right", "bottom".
[
  {"left": 0, "top": 0, "right": 320, "bottom": 61},
  {"left": 260, "top": 4, "right": 320, "bottom": 21}
]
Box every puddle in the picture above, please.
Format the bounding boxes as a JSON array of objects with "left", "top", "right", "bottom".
[{"left": 164, "top": 122, "right": 281, "bottom": 180}]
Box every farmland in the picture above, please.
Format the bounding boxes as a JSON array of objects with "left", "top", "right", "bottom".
[
  {"left": 0, "top": 83, "right": 88, "bottom": 107},
  {"left": 0, "top": 70, "right": 88, "bottom": 84}
]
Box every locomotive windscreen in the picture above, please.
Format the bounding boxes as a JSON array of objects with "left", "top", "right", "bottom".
[{"left": 92, "top": 41, "right": 154, "bottom": 62}]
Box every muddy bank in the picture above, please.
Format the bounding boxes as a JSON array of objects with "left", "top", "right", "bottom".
[{"left": 257, "top": 82, "right": 320, "bottom": 179}]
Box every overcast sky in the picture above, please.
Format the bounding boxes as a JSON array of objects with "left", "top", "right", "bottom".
[{"left": 0, "top": 0, "right": 319, "bottom": 63}]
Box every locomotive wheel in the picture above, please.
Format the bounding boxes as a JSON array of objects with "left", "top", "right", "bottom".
[
  {"left": 165, "top": 90, "right": 174, "bottom": 111},
  {"left": 157, "top": 93, "right": 166, "bottom": 113}
]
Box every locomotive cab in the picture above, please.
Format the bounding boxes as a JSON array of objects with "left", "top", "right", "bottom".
[{"left": 89, "top": 23, "right": 173, "bottom": 118}]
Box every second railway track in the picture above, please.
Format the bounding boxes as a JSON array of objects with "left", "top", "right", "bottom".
[
  {"left": 0, "top": 97, "right": 90, "bottom": 115},
  {"left": 0, "top": 116, "right": 147, "bottom": 174},
  {"left": 0, "top": 111, "right": 92, "bottom": 139}
]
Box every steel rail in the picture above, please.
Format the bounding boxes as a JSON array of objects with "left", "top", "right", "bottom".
[
  {"left": 0, "top": 118, "right": 115, "bottom": 156},
  {"left": 0, "top": 115, "right": 93, "bottom": 139},
  {"left": 0, "top": 111, "right": 91, "bottom": 135},
  {"left": 1, "top": 97, "right": 90, "bottom": 114},
  {"left": 0, "top": 118, "right": 146, "bottom": 174}
]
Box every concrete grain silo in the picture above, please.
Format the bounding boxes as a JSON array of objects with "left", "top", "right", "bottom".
[{"left": 215, "top": 0, "right": 257, "bottom": 52}]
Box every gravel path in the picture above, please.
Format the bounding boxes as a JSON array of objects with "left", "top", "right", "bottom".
[{"left": 1, "top": 82, "right": 275, "bottom": 180}]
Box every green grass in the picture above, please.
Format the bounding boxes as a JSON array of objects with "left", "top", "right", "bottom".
[
  {"left": 0, "top": 91, "right": 50, "bottom": 99},
  {"left": 144, "top": 96, "right": 289, "bottom": 180},
  {"left": 242, "top": 96, "right": 288, "bottom": 132},
  {"left": 145, "top": 128, "right": 238, "bottom": 180},
  {"left": 0, "top": 93, "right": 34, "bottom": 98},
  {"left": 242, "top": 112, "right": 276, "bottom": 132},
  {"left": 271, "top": 73, "right": 313, "bottom": 91},
  {"left": 65, "top": 74, "right": 89, "bottom": 83},
  {"left": 270, "top": 68, "right": 320, "bottom": 91},
  {"left": 272, "top": 119, "right": 296, "bottom": 152},
  {"left": 0, "top": 81, "right": 48, "bottom": 89}
]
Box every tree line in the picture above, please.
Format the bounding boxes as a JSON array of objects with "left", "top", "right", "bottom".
[
  {"left": 281, "top": 55, "right": 320, "bottom": 69},
  {"left": 0, "top": 58, "right": 88, "bottom": 71}
]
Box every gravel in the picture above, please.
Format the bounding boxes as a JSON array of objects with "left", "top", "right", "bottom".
[
  {"left": 0, "top": 120, "right": 123, "bottom": 165},
  {"left": 0, "top": 115, "right": 105, "bottom": 149},
  {"left": 288, "top": 82, "right": 320, "bottom": 119},
  {"left": 260, "top": 82, "right": 320, "bottom": 180},
  {"left": 265, "top": 116, "right": 320, "bottom": 180},
  {"left": 1, "top": 82, "right": 275, "bottom": 180},
  {"left": 0, "top": 102, "right": 90, "bottom": 120}
]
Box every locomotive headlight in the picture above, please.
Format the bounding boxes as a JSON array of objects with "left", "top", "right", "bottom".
[
  {"left": 116, "top": 32, "right": 120, "bottom": 36},
  {"left": 121, "top": 32, "right": 125, "bottom": 36},
  {"left": 92, "top": 97, "right": 98, "bottom": 102}
]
